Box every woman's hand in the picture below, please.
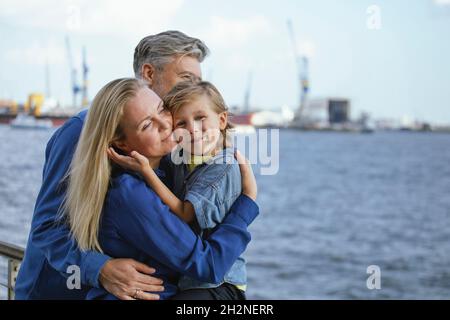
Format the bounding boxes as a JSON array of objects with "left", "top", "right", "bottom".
[
  {"left": 107, "top": 147, "right": 151, "bottom": 174},
  {"left": 235, "top": 150, "right": 257, "bottom": 201}
]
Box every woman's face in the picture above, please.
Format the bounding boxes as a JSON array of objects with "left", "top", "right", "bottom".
[{"left": 115, "top": 87, "right": 175, "bottom": 159}]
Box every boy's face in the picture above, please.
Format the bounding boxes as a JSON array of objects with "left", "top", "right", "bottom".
[{"left": 172, "top": 95, "right": 227, "bottom": 156}]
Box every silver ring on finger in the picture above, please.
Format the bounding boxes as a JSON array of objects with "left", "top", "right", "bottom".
[{"left": 133, "top": 289, "right": 141, "bottom": 299}]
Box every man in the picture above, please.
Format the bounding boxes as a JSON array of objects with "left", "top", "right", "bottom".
[{"left": 15, "top": 31, "right": 213, "bottom": 300}]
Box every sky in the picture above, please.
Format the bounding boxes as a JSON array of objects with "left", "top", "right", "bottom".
[{"left": 0, "top": 0, "right": 450, "bottom": 123}]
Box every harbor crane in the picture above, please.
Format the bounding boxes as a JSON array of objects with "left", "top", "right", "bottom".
[
  {"left": 243, "top": 70, "right": 252, "bottom": 113},
  {"left": 65, "top": 36, "right": 89, "bottom": 108},
  {"left": 287, "top": 19, "right": 309, "bottom": 123}
]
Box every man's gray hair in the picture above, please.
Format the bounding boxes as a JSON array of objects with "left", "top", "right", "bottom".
[{"left": 133, "top": 30, "right": 209, "bottom": 77}]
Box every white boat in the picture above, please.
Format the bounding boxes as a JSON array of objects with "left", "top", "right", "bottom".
[
  {"left": 11, "top": 114, "right": 53, "bottom": 129},
  {"left": 233, "top": 125, "right": 256, "bottom": 135}
]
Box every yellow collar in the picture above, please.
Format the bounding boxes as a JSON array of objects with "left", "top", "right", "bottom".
[{"left": 187, "top": 154, "right": 213, "bottom": 172}]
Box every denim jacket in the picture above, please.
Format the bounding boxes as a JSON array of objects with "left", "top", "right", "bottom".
[{"left": 172, "top": 147, "right": 246, "bottom": 290}]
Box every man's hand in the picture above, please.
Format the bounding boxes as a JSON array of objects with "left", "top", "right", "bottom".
[{"left": 99, "top": 258, "right": 164, "bottom": 300}]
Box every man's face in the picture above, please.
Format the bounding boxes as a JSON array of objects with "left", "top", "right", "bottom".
[{"left": 151, "top": 55, "right": 202, "bottom": 98}]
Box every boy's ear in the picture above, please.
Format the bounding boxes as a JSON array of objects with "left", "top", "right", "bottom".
[
  {"left": 141, "top": 63, "right": 156, "bottom": 86},
  {"left": 219, "top": 111, "right": 228, "bottom": 130}
]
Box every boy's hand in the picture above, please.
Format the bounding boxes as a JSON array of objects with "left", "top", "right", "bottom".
[
  {"left": 235, "top": 150, "right": 257, "bottom": 201},
  {"left": 107, "top": 147, "right": 151, "bottom": 174}
]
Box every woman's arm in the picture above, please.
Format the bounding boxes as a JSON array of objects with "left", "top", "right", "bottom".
[
  {"left": 106, "top": 148, "right": 258, "bottom": 284},
  {"left": 110, "top": 175, "right": 258, "bottom": 284}
]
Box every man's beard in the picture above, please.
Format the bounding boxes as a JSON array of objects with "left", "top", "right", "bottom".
[{"left": 151, "top": 77, "right": 168, "bottom": 98}]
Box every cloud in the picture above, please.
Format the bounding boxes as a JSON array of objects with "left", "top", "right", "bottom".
[
  {"left": 200, "top": 15, "right": 272, "bottom": 49},
  {"left": 4, "top": 40, "right": 66, "bottom": 66},
  {"left": 0, "top": 0, "right": 184, "bottom": 37},
  {"left": 434, "top": 0, "right": 450, "bottom": 6},
  {"left": 197, "top": 15, "right": 273, "bottom": 71}
]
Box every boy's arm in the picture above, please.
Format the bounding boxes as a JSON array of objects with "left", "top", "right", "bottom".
[
  {"left": 184, "top": 163, "right": 241, "bottom": 230},
  {"left": 142, "top": 168, "right": 196, "bottom": 223}
]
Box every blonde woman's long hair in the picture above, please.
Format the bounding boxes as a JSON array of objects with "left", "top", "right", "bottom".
[{"left": 62, "top": 78, "right": 147, "bottom": 252}]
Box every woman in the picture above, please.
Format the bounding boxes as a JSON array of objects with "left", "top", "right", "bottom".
[{"left": 62, "top": 78, "right": 258, "bottom": 300}]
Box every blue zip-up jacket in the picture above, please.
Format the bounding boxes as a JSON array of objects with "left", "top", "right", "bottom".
[
  {"left": 15, "top": 109, "right": 259, "bottom": 300},
  {"left": 15, "top": 110, "right": 110, "bottom": 299}
]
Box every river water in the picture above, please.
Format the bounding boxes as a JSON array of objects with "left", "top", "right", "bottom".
[{"left": 1, "top": 125, "right": 449, "bottom": 299}]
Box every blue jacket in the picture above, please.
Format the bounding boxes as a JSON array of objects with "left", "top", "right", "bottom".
[
  {"left": 87, "top": 169, "right": 258, "bottom": 300},
  {"left": 15, "top": 110, "right": 109, "bottom": 299},
  {"left": 15, "top": 109, "right": 258, "bottom": 300}
]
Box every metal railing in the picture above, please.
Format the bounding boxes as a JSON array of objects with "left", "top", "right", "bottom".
[{"left": 0, "top": 241, "right": 24, "bottom": 300}]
